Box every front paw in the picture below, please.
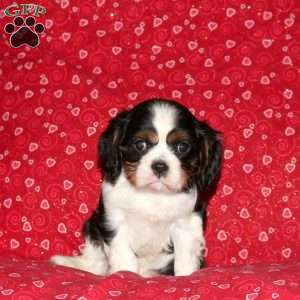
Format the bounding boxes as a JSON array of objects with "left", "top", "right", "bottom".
[
  {"left": 109, "top": 258, "right": 138, "bottom": 274},
  {"left": 50, "top": 255, "right": 68, "bottom": 266}
]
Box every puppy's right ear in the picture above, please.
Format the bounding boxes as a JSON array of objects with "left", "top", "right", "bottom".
[{"left": 98, "top": 111, "right": 129, "bottom": 184}]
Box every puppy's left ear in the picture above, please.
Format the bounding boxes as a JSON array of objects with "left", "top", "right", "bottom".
[
  {"left": 98, "top": 111, "right": 129, "bottom": 184},
  {"left": 194, "top": 120, "right": 223, "bottom": 191}
]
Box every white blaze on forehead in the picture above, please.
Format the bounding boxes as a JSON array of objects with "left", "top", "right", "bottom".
[
  {"left": 134, "top": 102, "right": 184, "bottom": 193},
  {"left": 152, "top": 103, "right": 177, "bottom": 141}
]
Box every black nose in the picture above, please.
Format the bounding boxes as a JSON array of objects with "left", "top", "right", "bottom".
[{"left": 151, "top": 160, "right": 169, "bottom": 177}]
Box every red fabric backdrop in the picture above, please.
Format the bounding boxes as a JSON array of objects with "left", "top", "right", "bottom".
[{"left": 0, "top": 0, "right": 300, "bottom": 270}]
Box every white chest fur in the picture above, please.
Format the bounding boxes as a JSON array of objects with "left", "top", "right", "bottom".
[{"left": 102, "top": 173, "right": 197, "bottom": 256}]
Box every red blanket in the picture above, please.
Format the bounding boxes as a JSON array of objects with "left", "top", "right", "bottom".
[{"left": 1, "top": 0, "right": 300, "bottom": 299}]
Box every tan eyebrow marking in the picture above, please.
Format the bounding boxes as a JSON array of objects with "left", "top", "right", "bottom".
[
  {"left": 136, "top": 129, "right": 158, "bottom": 144},
  {"left": 167, "top": 129, "right": 190, "bottom": 144}
]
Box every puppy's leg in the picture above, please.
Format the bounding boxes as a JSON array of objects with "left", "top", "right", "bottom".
[
  {"left": 170, "top": 213, "right": 205, "bottom": 276},
  {"left": 51, "top": 211, "right": 109, "bottom": 275},
  {"left": 108, "top": 224, "right": 138, "bottom": 274},
  {"left": 51, "top": 238, "right": 108, "bottom": 275}
]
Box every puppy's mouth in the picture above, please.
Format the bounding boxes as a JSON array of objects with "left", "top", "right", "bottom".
[{"left": 144, "top": 178, "right": 179, "bottom": 193}]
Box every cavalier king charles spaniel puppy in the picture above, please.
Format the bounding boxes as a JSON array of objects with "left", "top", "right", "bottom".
[{"left": 51, "top": 99, "right": 223, "bottom": 277}]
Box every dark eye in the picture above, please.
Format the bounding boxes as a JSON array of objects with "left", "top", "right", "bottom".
[
  {"left": 134, "top": 139, "right": 147, "bottom": 152},
  {"left": 176, "top": 141, "right": 191, "bottom": 154}
]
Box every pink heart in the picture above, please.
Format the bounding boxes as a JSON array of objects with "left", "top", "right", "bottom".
[
  {"left": 283, "top": 89, "right": 293, "bottom": 99},
  {"left": 114, "top": 21, "right": 123, "bottom": 31},
  {"left": 79, "top": 203, "right": 89, "bottom": 214},
  {"left": 258, "top": 231, "right": 269, "bottom": 242},
  {"left": 282, "top": 207, "right": 293, "bottom": 218},
  {"left": 204, "top": 58, "right": 214, "bottom": 67},
  {"left": 57, "top": 223, "right": 67, "bottom": 234},
  {"left": 263, "top": 11, "right": 273, "bottom": 21},
  {"left": 96, "top": 30, "right": 106, "bottom": 37},
  {"left": 224, "top": 108, "right": 234, "bottom": 118},
  {"left": 165, "top": 60, "right": 176, "bottom": 68},
  {"left": 242, "top": 56, "right": 252, "bottom": 66},
  {"left": 224, "top": 150, "right": 233, "bottom": 160},
  {"left": 61, "top": 32, "right": 71, "bottom": 42},
  {"left": 242, "top": 90, "right": 252, "bottom": 100},
  {"left": 263, "top": 109, "right": 273, "bottom": 119},
  {"left": 87, "top": 127, "right": 96, "bottom": 136},
  {"left": 33, "top": 280, "right": 45, "bottom": 288},
  {"left": 208, "top": 22, "right": 218, "bottom": 31},
  {"left": 108, "top": 81, "right": 118, "bottom": 89},
  {"left": 262, "top": 155, "right": 272, "bottom": 165},
  {"left": 134, "top": 26, "right": 144, "bottom": 36},
  {"left": 153, "top": 17, "right": 163, "bottom": 27},
  {"left": 40, "top": 239, "right": 50, "bottom": 250},
  {"left": 72, "top": 74, "right": 80, "bottom": 85},
  {"left": 243, "top": 164, "right": 254, "bottom": 174},
  {"left": 284, "top": 17, "right": 295, "bottom": 27},
  {"left": 285, "top": 126, "right": 295, "bottom": 136},
  {"left": 112, "top": 46, "right": 122, "bottom": 55},
  {"left": 92, "top": 66, "right": 102, "bottom": 74},
  {"left": 172, "top": 25, "right": 183, "bottom": 34},
  {"left": 3, "top": 198, "right": 12, "bottom": 208},
  {"left": 40, "top": 74, "right": 49, "bottom": 85},
  {"left": 130, "top": 62, "right": 140, "bottom": 70},
  {"left": 152, "top": 45, "right": 161, "bottom": 55},
  {"left": 282, "top": 56, "right": 293, "bottom": 65},
  {"left": 223, "top": 185, "right": 233, "bottom": 195},
  {"left": 84, "top": 160, "right": 94, "bottom": 170},
  {"left": 29, "top": 142, "right": 39, "bottom": 152},
  {"left": 238, "top": 249, "right": 249, "bottom": 259},
  {"left": 25, "top": 90, "right": 34, "bottom": 99},
  {"left": 23, "top": 221, "right": 32, "bottom": 232},
  {"left": 226, "top": 8, "right": 236, "bottom": 17},
  {"left": 35, "top": 107, "right": 44, "bottom": 116},
  {"left": 240, "top": 208, "right": 250, "bottom": 219},
  {"left": 260, "top": 75, "right": 271, "bottom": 85},
  {"left": 71, "top": 107, "right": 80, "bottom": 116},
  {"left": 65, "top": 145, "right": 76, "bottom": 155},
  {"left": 285, "top": 163, "right": 295, "bottom": 173},
  {"left": 172, "top": 90, "right": 182, "bottom": 99},
  {"left": 14, "top": 127, "right": 23, "bottom": 136},
  {"left": 79, "top": 49, "right": 88, "bottom": 59},
  {"left": 10, "top": 239, "right": 20, "bottom": 249},
  {"left": 226, "top": 39, "right": 236, "bottom": 49},
  {"left": 244, "top": 19, "right": 255, "bottom": 29},
  {"left": 221, "top": 76, "right": 231, "bottom": 85},
  {"left": 48, "top": 124, "right": 58, "bottom": 134},
  {"left": 261, "top": 187, "right": 272, "bottom": 197},
  {"left": 217, "top": 230, "right": 228, "bottom": 241},
  {"left": 262, "top": 39, "right": 273, "bottom": 48},
  {"left": 46, "top": 158, "right": 56, "bottom": 168},
  {"left": 188, "top": 41, "right": 198, "bottom": 50},
  {"left": 282, "top": 248, "right": 292, "bottom": 258},
  {"left": 40, "top": 199, "right": 50, "bottom": 210},
  {"left": 128, "top": 92, "right": 138, "bottom": 101},
  {"left": 189, "top": 8, "right": 199, "bottom": 18},
  {"left": 25, "top": 178, "right": 35, "bottom": 188},
  {"left": 203, "top": 90, "right": 213, "bottom": 99},
  {"left": 11, "top": 160, "right": 21, "bottom": 170},
  {"left": 54, "top": 89, "right": 63, "bottom": 98},
  {"left": 90, "top": 88, "right": 99, "bottom": 100},
  {"left": 2, "top": 112, "right": 10, "bottom": 121}
]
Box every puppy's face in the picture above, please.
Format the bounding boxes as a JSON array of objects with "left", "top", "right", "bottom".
[{"left": 100, "top": 99, "right": 222, "bottom": 194}]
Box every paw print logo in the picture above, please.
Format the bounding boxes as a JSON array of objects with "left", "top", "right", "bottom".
[{"left": 4, "top": 16, "right": 45, "bottom": 48}]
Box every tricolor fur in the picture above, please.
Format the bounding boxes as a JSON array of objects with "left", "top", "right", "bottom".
[{"left": 51, "top": 99, "right": 223, "bottom": 277}]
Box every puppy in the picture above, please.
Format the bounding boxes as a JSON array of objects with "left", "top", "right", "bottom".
[{"left": 51, "top": 99, "right": 223, "bottom": 277}]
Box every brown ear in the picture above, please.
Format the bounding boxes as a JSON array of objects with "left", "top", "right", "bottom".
[
  {"left": 195, "top": 120, "right": 223, "bottom": 191},
  {"left": 98, "top": 111, "right": 130, "bottom": 184}
]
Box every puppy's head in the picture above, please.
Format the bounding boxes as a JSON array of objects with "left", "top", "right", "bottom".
[{"left": 99, "top": 99, "right": 222, "bottom": 193}]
